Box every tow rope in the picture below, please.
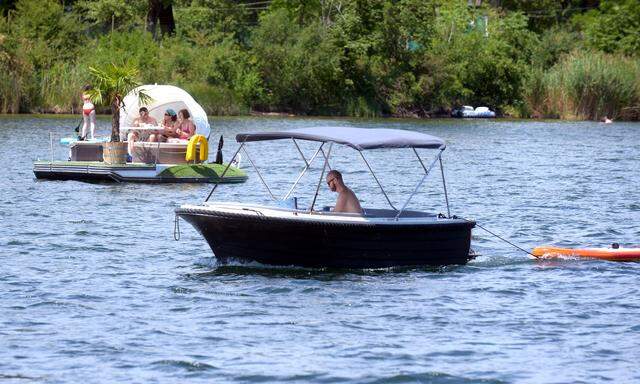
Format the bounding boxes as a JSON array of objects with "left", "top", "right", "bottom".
[{"left": 454, "top": 215, "right": 534, "bottom": 257}]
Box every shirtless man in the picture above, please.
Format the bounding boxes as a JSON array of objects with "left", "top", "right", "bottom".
[
  {"left": 326, "top": 170, "right": 363, "bottom": 214},
  {"left": 127, "top": 107, "right": 158, "bottom": 159}
]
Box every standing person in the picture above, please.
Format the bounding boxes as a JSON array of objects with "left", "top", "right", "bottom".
[
  {"left": 80, "top": 85, "right": 97, "bottom": 140},
  {"left": 127, "top": 107, "right": 158, "bottom": 159},
  {"left": 174, "top": 109, "right": 196, "bottom": 141},
  {"left": 325, "top": 170, "right": 363, "bottom": 214}
]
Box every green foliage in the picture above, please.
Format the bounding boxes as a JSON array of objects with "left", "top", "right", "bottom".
[
  {"left": 174, "top": 0, "right": 250, "bottom": 45},
  {"left": 2, "top": 0, "right": 640, "bottom": 120},
  {"left": 0, "top": 31, "right": 34, "bottom": 113},
  {"left": 75, "top": 0, "right": 146, "bottom": 33},
  {"left": 87, "top": 63, "right": 147, "bottom": 140},
  {"left": 251, "top": 9, "right": 345, "bottom": 114},
  {"left": 82, "top": 31, "right": 162, "bottom": 80},
  {"left": 576, "top": 0, "right": 640, "bottom": 57},
  {"left": 10, "top": 0, "right": 83, "bottom": 66},
  {"left": 526, "top": 51, "right": 640, "bottom": 120},
  {"left": 40, "top": 62, "right": 86, "bottom": 113},
  {"left": 531, "top": 26, "right": 580, "bottom": 69}
]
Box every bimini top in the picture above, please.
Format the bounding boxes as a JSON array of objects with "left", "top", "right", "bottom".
[
  {"left": 120, "top": 84, "right": 211, "bottom": 138},
  {"left": 236, "top": 127, "right": 445, "bottom": 151}
]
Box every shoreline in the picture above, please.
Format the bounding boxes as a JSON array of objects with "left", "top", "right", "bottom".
[{"left": 0, "top": 112, "right": 629, "bottom": 123}]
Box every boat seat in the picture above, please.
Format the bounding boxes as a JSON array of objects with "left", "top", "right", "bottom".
[{"left": 132, "top": 141, "right": 203, "bottom": 164}]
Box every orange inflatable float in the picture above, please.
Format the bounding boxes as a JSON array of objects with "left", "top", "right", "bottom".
[{"left": 532, "top": 245, "right": 640, "bottom": 261}]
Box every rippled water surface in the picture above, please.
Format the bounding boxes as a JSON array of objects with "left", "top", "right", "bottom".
[{"left": 1, "top": 116, "right": 639, "bottom": 383}]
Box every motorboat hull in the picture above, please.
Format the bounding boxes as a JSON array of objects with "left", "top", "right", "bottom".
[{"left": 177, "top": 205, "right": 475, "bottom": 268}]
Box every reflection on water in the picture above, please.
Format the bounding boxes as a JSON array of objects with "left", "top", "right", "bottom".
[{"left": 1, "top": 116, "right": 639, "bottom": 383}]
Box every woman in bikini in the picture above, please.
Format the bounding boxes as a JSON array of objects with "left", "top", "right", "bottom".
[
  {"left": 81, "top": 85, "right": 96, "bottom": 140},
  {"left": 173, "top": 109, "right": 196, "bottom": 141}
]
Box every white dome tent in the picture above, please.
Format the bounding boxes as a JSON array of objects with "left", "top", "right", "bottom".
[{"left": 120, "top": 84, "right": 211, "bottom": 139}]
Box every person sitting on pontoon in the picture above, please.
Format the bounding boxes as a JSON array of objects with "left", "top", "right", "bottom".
[
  {"left": 127, "top": 107, "right": 158, "bottom": 158},
  {"left": 171, "top": 108, "right": 196, "bottom": 141},
  {"left": 149, "top": 108, "right": 178, "bottom": 142},
  {"left": 326, "top": 170, "right": 363, "bottom": 214}
]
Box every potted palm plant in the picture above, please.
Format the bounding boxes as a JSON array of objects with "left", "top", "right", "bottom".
[{"left": 86, "top": 64, "right": 150, "bottom": 164}]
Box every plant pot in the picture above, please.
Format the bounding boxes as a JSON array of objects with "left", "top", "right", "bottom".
[{"left": 102, "top": 141, "right": 128, "bottom": 164}]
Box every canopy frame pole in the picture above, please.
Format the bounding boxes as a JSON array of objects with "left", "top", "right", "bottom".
[
  {"left": 319, "top": 148, "right": 333, "bottom": 171},
  {"left": 293, "top": 137, "right": 332, "bottom": 170},
  {"left": 358, "top": 151, "right": 397, "bottom": 211},
  {"left": 309, "top": 142, "right": 333, "bottom": 213},
  {"left": 412, "top": 148, "right": 428, "bottom": 173},
  {"left": 283, "top": 141, "right": 324, "bottom": 200},
  {"left": 292, "top": 139, "right": 310, "bottom": 167},
  {"left": 395, "top": 149, "right": 443, "bottom": 220},
  {"left": 243, "top": 145, "right": 277, "bottom": 201},
  {"left": 205, "top": 142, "right": 244, "bottom": 202},
  {"left": 439, "top": 156, "right": 452, "bottom": 218}
]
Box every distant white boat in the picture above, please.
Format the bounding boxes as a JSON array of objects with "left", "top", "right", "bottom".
[{"left": 452, "top": 106, "right": 496, "bottom": 118}]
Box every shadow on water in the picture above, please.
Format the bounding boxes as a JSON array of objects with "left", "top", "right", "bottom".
[
  {"left": 184, "top": 258, "right": 467, "bottom": 280},
  {"left": 182, "top": 251, "right": 567, "bottom": 281}
]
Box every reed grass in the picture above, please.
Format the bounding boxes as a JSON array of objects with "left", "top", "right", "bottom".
[
  {"left": 40, "top": 62, "right": 87, "bottom": 113},
  {"left": 0, "top": 46, "right": 33, "bottom": 113},
  {"left": 526, "top": 51, "right": 640, "bottom": 120}
]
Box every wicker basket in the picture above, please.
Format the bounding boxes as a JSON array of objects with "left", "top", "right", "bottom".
[{"left": 102, "top": 141, "right": 128, "bottom": 164}]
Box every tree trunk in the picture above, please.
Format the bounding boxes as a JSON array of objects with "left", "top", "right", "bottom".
[
  {"left": 159, "top": 2, "right": 175, "bottom": 36},
  {"left": 147, "top": 0, "right": 175, "bottom": 40},
  {"left": 147, "top": 0, "right": 161, "bottom": 40},
  {"left": 111, "top": 98, "right": 121, "bottom": 142}
]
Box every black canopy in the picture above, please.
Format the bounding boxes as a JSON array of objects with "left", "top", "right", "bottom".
[{"left": 235, "top": 127, "right": 446, "bottom": 150}]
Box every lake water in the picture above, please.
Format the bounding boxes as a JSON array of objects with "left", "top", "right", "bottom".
[{"left": 1, "top": 116, "right": 639, "bottom": 383}]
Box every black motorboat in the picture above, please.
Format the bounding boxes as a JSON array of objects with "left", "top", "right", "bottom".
[{"left": 176, "top": 126, "right": 475, "bottom": 268}]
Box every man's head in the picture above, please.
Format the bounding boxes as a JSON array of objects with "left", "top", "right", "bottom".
[
  {"left": 326, "top": 170, "right": 342, "bottom": 192},
  {"left": 139, "top": 107, "right": 149, "bottom": 118}
]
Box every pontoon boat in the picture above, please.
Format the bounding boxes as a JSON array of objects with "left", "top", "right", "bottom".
[{"left": 33, "top": 85, "right": 246, "bottom": 183}]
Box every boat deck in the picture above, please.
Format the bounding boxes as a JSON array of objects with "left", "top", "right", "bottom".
[{"left": 33, "top": 161, "right": 247, "bottom": 183}]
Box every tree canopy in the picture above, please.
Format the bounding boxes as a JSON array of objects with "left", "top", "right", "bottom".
[{"left": 0, "top": 0, "right": 639, "bottom": 120}]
